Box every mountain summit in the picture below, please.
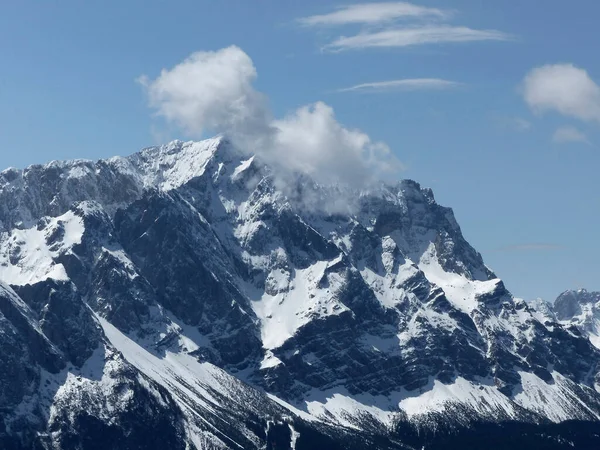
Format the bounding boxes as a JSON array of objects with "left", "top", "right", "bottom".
[
  {"left": 529, "top": 289, "right": 600, "bottom": 350},
  {"left": 2, "top": 138, "right": 600, "bottom": 449}
]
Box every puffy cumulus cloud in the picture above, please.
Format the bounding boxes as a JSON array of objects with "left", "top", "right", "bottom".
[
  {"left": 137, "top": 46, "right": 271, "bottom": 146},
  {"left": 272, "top": 102, "right": 400, "bottom": 185},
  {"left": 139, "top": 46, "right": 400, "bottom": 187},
  {"left": 552, "top": 126, "right": 590, "bottom": 145},
  {"left": 523, "top": 64, "right": 600, "bottom": 123}
]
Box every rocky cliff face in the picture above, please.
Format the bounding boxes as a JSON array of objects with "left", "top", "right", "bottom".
[
  {"left": 2, "top": 138, "right": 600, "bottom": 449},
  {"left": 530, "top": 290, "right": 600, "bottom": 350}
]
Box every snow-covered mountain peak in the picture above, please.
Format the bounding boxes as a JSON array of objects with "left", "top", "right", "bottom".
[
  {"left": 131, "top": 137, "right": 227, "bottom": 189},
  {"left": 2, "top": 138, "right": 600, "bottom": 448},
  {"left": 526, "top": 297, "right": 557, "bottom": 326},
  {"left": 550, "top": 289, "right": 600, "bottom": 349}
]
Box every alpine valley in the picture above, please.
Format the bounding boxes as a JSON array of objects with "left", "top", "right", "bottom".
[{"left": 1, "top": 138, "right": 600, "bottom": 450}]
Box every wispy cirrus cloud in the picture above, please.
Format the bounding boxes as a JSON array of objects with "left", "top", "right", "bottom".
[
  {"left": 298, "top": 3, "right": 511, "bottom": 52},
  {"left": 324, "top": 26, "right": 511, "bottom": 51},
  {"left": 552, "top": 125, "right": 590, "bottom": 145},
  {"left": 298, "top": 2, "right": 450, "bottom": 27},
  {"left": 496, "top": 243, "right": 564, "bottom": 252},
  {"left": 512, "top": 117, "right": 532, "bottom": 131},
  {"left": 338, "top": 78, "right": 462, "bottom": 93},
  {"left": 493, "top": 116, "right": 532, "bottom": 132}
]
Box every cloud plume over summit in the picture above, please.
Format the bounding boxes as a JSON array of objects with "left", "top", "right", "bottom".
[{"left": 138, "top": 46, "right": 401, "bottom": 187}]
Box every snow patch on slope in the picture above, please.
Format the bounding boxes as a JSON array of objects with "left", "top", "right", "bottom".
[
  {"left": 398, "top": 377, "right": 516, "bottom": 419},
  {"left": 560, "top": 301, "right": 600, "bottom": 350},
  {"left": 359, "top": 251, "right": 419, "bottom": 309},
  {"left": 98, "top": 316, "right": 225, "bottom": 410},
  {"left": 514, "top": 371, "right": 600, "bottom": 422},
  {"left": 527, "top": 298, "right": 557, "bottom": 331},
  {"left": 303, "top": 388, "right": 396, "bottom": 430},
  {"left": 0, "top": 210, "right": 84, "bottom": 285},
  {"left": 232, "top": 156, "right": 255, "bottom": 180},
  {"left": 293, "top": 371, "right": 598, "bottom": 428},
  {"left": 96, "top": 315, "right": 259, "bottom": 449},
  {"left": 251, "top": 255, "right": 350, "bottom": 350},
  {"left": 419, "top": 243, "right": 500, "bottom": 314},
  {"left": 397, "top": 303, "right": 460, "bottom": 345}
]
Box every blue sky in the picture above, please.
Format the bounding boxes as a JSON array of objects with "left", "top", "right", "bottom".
[{"left": 1, "top": 1, "right": 599, "bottom": 301}]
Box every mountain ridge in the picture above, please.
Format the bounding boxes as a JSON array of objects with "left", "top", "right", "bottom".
[{"left": 1, "top": 137, "right": 600, "bottom": 449}]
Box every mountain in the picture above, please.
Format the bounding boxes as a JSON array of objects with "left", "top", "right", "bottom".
[
  {"left": 529, "top": 290, "right": 600, "bottom": 350},
  {"left": 2, "top": 138, "right": 600, "bottom": 449}
]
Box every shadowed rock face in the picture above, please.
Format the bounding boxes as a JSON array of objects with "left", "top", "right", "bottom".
[
  {"left": 555, "top": 290, "right": 587, "bottom": 320},
  {"left": 14, "top": 280, "right": 100, "bottom": 367},
  {"left": 555, "top": 289, "right": 600, "bottom": 318},
  {"left": 532, "top": 289, "right": 600, "bottom": 351},
  {"left": 1, "top": 138, "right": 600, "bottom": 449},
  {"left": 0, "top": 309, "right": 39, "bottom": 410}
]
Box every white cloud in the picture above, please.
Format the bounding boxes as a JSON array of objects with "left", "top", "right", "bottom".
[
  {"left": 338, "top": 78, "right": 461, "bottom": 93},
  {"left": 137, "top": 46, "right": 271, "bottom": 146},
  {"left": 298, "top": 2, "right": 449, "bottom": 27},
  {"left": 324, "top": 26, "right": 511, "bottom": 51},
  {"left": 139, "top": 46, "right": 400, "bottom": 188},
  {"left": 272, "top": 102, "right": 400, "bottom": 184},
  {"left": 552, "top": 126, "right": 590, "bottom": 145},
  {"left": 523, "top": 64, "right": 600, "bottom": 123}
]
